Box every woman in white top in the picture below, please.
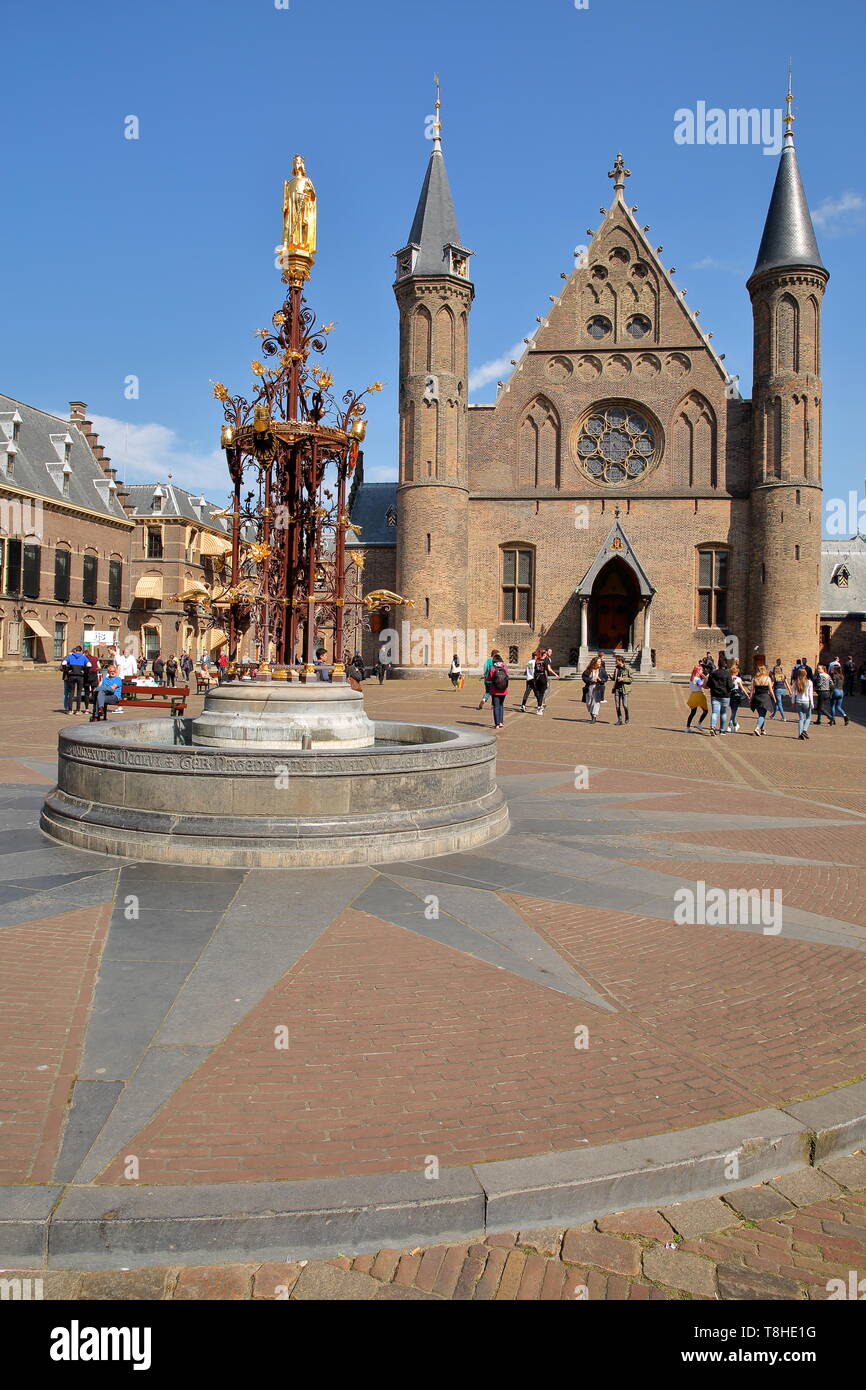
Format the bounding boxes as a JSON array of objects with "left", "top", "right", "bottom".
[
  {"left": 791, "top": 668, "right": 814, "bottom": 740},
  {"left": 519, "top": 655, "right": 536, "bottom": 712},
  {"left": 448, "top": 654, "right": 461, "bottom": 689}
]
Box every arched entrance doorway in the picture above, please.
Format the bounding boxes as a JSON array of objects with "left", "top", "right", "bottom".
[{"left": 589, "top": 558, "right": 641, "bottom": 650}]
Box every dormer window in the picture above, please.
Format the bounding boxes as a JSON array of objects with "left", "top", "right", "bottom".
[
  {"left": 831, "top": 563, "right": 850, "bottom": 588},
  {"left": 63, "top": 434, "right": 72, "bottom": 462},
  {"left": 6, "top": 446, "right": 14, "bottom": 478},
  {"left": 152, "top": 485, "right": 165, "bottom": 514},
  {"left": 396, "top": 246, "right": 418, "bottom": 279},
  {"left": 62, "top": 462, "right": 72, "bottom": 498},
  {"left": 12, "top": 411, "right": 22, "bottom": 443},
  {"left": 386, "top": 505, "right": 397, "bottom": 527}
]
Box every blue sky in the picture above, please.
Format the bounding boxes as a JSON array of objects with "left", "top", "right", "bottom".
[{"left": 3, "top": 0, "right": 863, "bottom": 521}]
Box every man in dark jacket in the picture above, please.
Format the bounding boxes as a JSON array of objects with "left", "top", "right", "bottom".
[
  {"left": 706, "top": 658, "right": 734, "bottom": 736},
  {"left": 152, "top": 653, "right": 165, "bottom": 685}
]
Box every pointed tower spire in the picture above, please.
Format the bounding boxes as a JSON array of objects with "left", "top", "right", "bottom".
[
  {"left": 398, "top": 78, "right": 470, "bottom": 279},
  {"left": 749, "top": 71, "right": 825, "bottom": 282}
]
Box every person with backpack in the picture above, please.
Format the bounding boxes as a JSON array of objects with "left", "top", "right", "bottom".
[
  {"left": 63, "top": 645, "right": 89, "bottom": 713},
  {"left": 749, "top": 663, "right": 774, "bottom": 736},
  {"left": 612, "top": 656, "right": 632, "bottom": 725},
  {"left": 488, "top": 650, "right": 509, "bottom": 729},
  {"left": 83, "top": 648, "right": 100, "bottom": 711}
]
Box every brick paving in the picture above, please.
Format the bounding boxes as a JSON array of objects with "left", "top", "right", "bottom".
[{"left": 1, "top": 673, "right": 865, "bottom": 1288}]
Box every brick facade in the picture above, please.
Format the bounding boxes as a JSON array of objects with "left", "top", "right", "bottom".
[{"left": 379, "top": 139, "right": 828, "bottom": 675}]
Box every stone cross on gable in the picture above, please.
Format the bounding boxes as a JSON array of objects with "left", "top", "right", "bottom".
[{"left": 608, "top": 153, "right": 631, "bottom": 192}]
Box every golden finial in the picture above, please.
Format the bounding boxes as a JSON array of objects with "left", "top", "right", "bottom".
[
  {"left": 432, "top": 73, "right": 442, "bottom": 150},
  {"left": 784, "top": 60, "right": 795, "bottom": 141}
]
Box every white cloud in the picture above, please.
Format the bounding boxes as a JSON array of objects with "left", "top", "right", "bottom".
[
  {"left": 469, "top": 342, "right": 525, "bottom": 392},
  {"left": 811, "top": 191, "right": 866, "bottom": 234},
  {"left": 690, "top": 256, "right": 743, "bottom": 273},
  {"left": 89, "top": 415, "right": 227, "bottom": 499}
]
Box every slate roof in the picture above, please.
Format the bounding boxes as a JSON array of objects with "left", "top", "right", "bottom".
[
  {"left": 0, "top": 393, "right": 130, "bottom": 522},
  {"left": 821, "top": 537, "right": 866, "bottom": 616},
  {"left": 124, "top": 481, "right": 232, "bottom": 530},
  {"left": 750, "top": 137, "right": 825, "bottom": 281},
  {"left": 347, "top": 482, "right": 398, "bottom": 546},
  {"left": 402, "top": 149, "right": 466, "bottom": 276}
]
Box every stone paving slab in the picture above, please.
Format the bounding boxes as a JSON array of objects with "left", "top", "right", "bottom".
[{"left": 23, "top": 1155, "right": 866, "bottom": 1300}]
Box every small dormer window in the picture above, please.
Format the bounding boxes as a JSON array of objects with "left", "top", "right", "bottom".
[
  {"left": 397, "top": 248, "right": 417, "bottom": 278},
  {"left": 832, "top": 564, "right": 850, "bottom": 588},
  {"left": 62, "top": 462, "right": 72, "bottom": 498},
  {"left": 6, "top": 448, "right": 14, "bottom": 478},
  {"left": 386, "top": 505, "right": 397, "bottom": 527},
  {"left": 64, "top": 434, "right": 72, "bottom": 462},
  {"left": 12, "top": 412, "right": 21, "bottom": 443}
]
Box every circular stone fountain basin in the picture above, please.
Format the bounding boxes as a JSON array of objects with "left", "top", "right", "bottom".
[
  {"left": 40, "top": 716, "right": 509, "bottom": 867},
  {"left": 192, "top": 682, "right": 376, "bottom": 750}
]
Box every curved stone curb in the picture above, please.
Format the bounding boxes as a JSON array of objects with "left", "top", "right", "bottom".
[{"left": 4, "top": 1084, "right": 865, "bottom": 1270}]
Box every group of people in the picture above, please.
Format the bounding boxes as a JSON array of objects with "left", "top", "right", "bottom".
[
  {"left": 60, "top": 644, "right": 207, "bottom": 716},
  {"left": 460, "top": 648, "right": 633, "bottom": 731},
  {"left": 686, "top": 651, "right": 855, "bottom": 740}
]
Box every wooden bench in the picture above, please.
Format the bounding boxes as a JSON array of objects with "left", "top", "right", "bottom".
[
  {"left": 117, "top": 681, "right": 189, "bottom": 716},
  {"left": 195, "top": 672, "right": 216, "bottom": 694}
]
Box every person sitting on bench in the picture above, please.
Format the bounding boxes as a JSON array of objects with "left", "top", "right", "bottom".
[{"left": 91, "top": 664, "right": 123, "bottom": 721}]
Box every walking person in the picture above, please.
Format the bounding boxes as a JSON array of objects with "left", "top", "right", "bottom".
[
  {"left": 152, "top": 652, "right": 165, "bottom": 686},
  {"left": 166, "top": 653, "right": 179, "bottom": 685},
  {"left": 518, "top": 652, "right": 536, "bottom": 712},
  {"left": 813, "top": 664, "right": 832, "bottom": 724},
  {"left": 706, "top": 656, "right": 734, "bottom": 736},
  {"left": 478, "top": 650, "right": 495, "bottom": 710},
  {"left": 180, "top": 651, "right": 193, "bottom": 682},
  {"left": 533, "top": 648, "right": 558, "bottom": 714},
  {"left": 612, "top": 655, "right": 632, "bottom": 725},
  {"left": 728, "top": 660, "right": 746, "bottom": 731},
  {"left": 375, "top": 658, "right": 386, "bottom": 684},
  {"left": 488, "top": 650, "right": 509, "bottom": 730},
  {"left": 582, "top": 655, "right": 606, "bottom": 723},
  {"left": 830, "top": 668, "right": 849, "bottom": 726},
  {"left": 448, "top": 653, "right": 462, "bottom": 689},
  {"left": 749, "top": 664, "right": 774, "bottom": 736},
  {"left": 771, "top": 662, "right": 790, "bottom": 720},
  {"left": 685, "top": 663, "right": 709, "bottom": 732},
  {"left": 844, "top": 655, "right": 856, "bottom": 699},
  {"left": 792, "top": 668, "right": 814, "bottom": 739}
]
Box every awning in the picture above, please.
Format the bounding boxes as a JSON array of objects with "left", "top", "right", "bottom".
[
  {"left": 208, "top": 628, "right": 227, "bottom": 649},
  {"left": 23, "top": 616, "right": 51, "bottom": 639},
  {"left": 200, "top": 532, "right": 232, "bottom": 556},
  {"left": 134, "top": 574, "right": 164, "bottom": 600}
]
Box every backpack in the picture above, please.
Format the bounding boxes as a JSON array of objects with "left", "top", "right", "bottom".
[{"left": 491, "top": 663, "right": 508, "bottom": 693}]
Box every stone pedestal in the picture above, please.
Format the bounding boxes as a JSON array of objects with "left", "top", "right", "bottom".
[{"left": 192, "top": 682, "right": 375, "bottom": 751}]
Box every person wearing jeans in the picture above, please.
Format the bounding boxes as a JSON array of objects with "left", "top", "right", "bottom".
[
  {"left": 706, "top": 658, "right": 734, "bottom": 736},
  {"left": 791, "top": 670, "right": 814, "bottom": 739},
  {"left": 830, "top": 672, "right": 849, "bottom": 726}
]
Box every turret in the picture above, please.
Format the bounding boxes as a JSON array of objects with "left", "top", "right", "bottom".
[
  {"left": 747, "top": 78, "right": 828, "bottom": 666},
  {"left": 393, "top": 83, "right": 473, "bottom": 659}
]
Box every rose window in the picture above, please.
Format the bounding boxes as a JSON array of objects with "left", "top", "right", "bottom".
[{"left": 576, "top": 404, "right": 658, "bottom": 484}]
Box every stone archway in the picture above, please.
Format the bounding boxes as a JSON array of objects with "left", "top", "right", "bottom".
[{"left": 589, "top": 558, "right": 641, "bottom": 650}]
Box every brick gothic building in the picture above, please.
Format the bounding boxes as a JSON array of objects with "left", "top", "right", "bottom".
[{"left": 350, "top": 108, "right": 828, "bottom": 674}]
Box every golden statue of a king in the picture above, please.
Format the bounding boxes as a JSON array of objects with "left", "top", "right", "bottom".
[{"left": 282, "top": 154, "right": 317, "bottom": 255}]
